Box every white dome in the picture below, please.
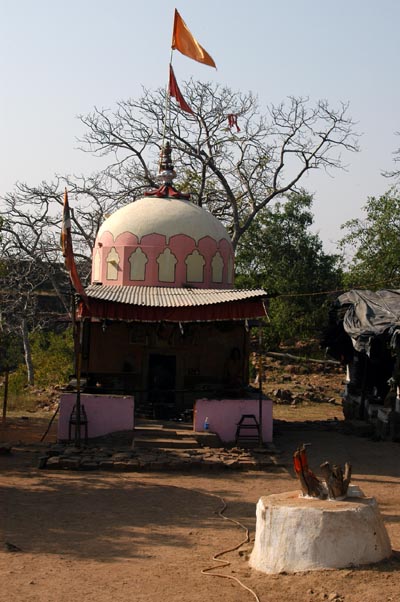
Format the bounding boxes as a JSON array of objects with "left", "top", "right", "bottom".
[
  {"left": 97, "top": 196, "right": 231, "bottom": 244},
  {"left": 93, "top": 194, "right": 234, "bottom": 289}
]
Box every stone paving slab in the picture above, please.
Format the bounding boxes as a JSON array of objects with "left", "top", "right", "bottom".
[
  {"left": 34, "top": 443, "right": 282, "bottom": 473},
  {"left": 5, "top": 421, "right": 282, "bottom": 473},
  {"left": 133, "top": 436, "right": 199, "bottom": 449}
]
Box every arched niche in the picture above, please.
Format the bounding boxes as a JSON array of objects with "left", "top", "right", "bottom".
[
  {"left": 106, "top": 247, "right": 120, "bottom": 280},
  {"left": 93, "top": 249, "right": 102, "bottom": 282},
  {"left": 211, "top": 251, "right": 224, "bottom": 283},
  {"left": 157, "top": 248, "right": 177, "bottom": 282},
  {"left": 185, "top": 249, "right": 206, "bottom": 283},
  {"left": 129, "top": 248, "right": 148, "bottom": 281}
]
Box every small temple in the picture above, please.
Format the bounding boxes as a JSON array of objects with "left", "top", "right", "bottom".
[{"left": 58, "top": 143, "right": 272, "bottom": 444}]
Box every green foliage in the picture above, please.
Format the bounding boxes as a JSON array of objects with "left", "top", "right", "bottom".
[
  {"left": 236, "top": 191, "right": 343, "bottom": 347},
  {"left": 29, "top": 328, "right": 74, "bottom": 386},
  {"left": 6, "top": 328, "right": 74, "bottom": 409},
  {"left": 340, "top": 188, "right": 400, "bottom": 289},
  {"left": 0, "top": 332, "right": 23, "bottom": 372}
]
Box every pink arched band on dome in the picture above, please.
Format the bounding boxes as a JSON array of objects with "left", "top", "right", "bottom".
[{"left": 92, "top": 230, "right": 234, "bottom": 289}]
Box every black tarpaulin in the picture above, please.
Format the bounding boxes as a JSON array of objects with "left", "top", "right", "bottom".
[{"left": 335, "top": 289, "right": 400, "bottom": 354}]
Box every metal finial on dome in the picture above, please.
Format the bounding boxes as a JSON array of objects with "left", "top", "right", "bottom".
[
  {"left": 145, "top": 142, "right": 190, "bottom": 199},
  {"left": 157, "top": 142, "right": 176, "bottom": 185}
]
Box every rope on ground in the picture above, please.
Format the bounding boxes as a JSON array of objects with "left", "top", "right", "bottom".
[
  {"left": 200, "top": 491, "right": 261, "bottom": 602},
  {"left": 115, "top": 477, "right": 261, "bottom": 600}
]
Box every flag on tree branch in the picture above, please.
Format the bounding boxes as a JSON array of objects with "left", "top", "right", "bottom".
[
  {"left": 171, "top": 9, "right": 216, "bottom": 68},
  {"left": 228, "top": 113, "right": 241, "bottom": 132},
  {"left": 169, "top": 65, "right": 194, "bottom": 114},
  {"left": 61, "top": 188, "right": 89, "bottom": 308}
]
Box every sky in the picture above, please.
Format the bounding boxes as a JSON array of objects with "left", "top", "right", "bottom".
[{"left": 1, "top": 0, "right": 400, "bottom": 253}]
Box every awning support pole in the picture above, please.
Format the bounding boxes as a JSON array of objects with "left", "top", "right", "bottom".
[{"left": 258, "top": 323, "right": 264, "bottom": 447}]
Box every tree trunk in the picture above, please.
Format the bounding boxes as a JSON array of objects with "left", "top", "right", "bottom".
[
  {"left": 265, "top": 351, "right": 340, "bottom": 366},
  {"left": 2, "top": 370, "right": 9, "bottom": 425},
  {"left": 21, "top": 319, "right": 34, "bottom": 386}
]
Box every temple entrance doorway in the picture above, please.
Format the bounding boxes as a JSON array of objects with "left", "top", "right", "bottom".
[{"left": 148, "top": 354, "right": 177, "bottom": 419}]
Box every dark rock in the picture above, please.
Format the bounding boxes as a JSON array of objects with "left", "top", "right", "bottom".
[
  {"left": 98, "top": 460, "right": 114, "bottom": 470},
  {"left": 4, "top": 541, "right": 22, "bottom": 553},
  {"left": 63, "top": 446, "right": 82, "bottom": 456},
  {"left": 112, "top": 461, "right": 131, "bottom": 471},
  {"left": 111, "top": 452, "right": 132, "bottom": 461},
  {"left": 79, "top": 460, "right": 98, "bottom": 471},
  {"left": 0, "top": 444, "right": 12, "bottom": 455},
  {"left": 273, "top": 389, "right": 293, "bottom": 403},
  {"left": 37, "top": 456, "right": 48, "bottom": 469},
  {"left": 59, "top": 457, "right": 81, "bottom": 469},
  {"left": 48, "top": 444, "right": 65, "bottom": 456}
]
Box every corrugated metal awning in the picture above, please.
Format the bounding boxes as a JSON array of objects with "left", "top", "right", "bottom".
[
  {"left": 85, "top": 284, "right": 267, "bottom": 308},
  {"left": 79, "top": 284, "right": 268, "bottom": 322}
]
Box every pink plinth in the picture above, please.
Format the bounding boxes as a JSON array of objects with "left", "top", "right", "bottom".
[
  {"left": 58, "top": 393, "right": 135, "bottom": 440},
  {"left": 194, "top": 398, "right": 273, "bottom": 443}
]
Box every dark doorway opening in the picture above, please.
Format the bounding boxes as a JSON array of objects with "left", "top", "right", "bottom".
[{"left": 148, "top": 354, "right": 177, "bottom": 419}]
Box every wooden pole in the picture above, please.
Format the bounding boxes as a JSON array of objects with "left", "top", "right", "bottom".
[
  {"left": 2, "top": 370, "right": 9, "bottom": 426},
  {"left": 74, "top": 315, "right": 85, "bottom": 447},
  {"left": 359, "top": 356, "right": 368, "bottom": 420},
  {"left": 70, "top": 288, "right": 82, "bottom": 447},
  {"left": 40, "top": 404, "right": 59, "bottom": 442},
  {"left": 258, "top": 323, "right": 264, "bottom": 447},
  {"left": 75, "top": 324, "right": 84, "bottom": 447}
]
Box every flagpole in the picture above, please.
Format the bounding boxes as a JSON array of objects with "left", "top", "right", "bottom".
[
  {"left": 61, "top": 187, "right": 89, "bottom": 447},
  {"left": 162, "top": 8, "right": 216, "bottom": 164},
  {"left": 161, "top": 49, "right": 174, "bottom": 158}
]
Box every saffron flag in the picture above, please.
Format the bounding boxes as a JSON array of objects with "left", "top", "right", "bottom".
[
  {"left": 169, "top": 65, "right": 194, "bottom": 114},
  {"left": 61, "top": 188, "right": 89, "bottom": 308},
  {"left": 171, "top": 9, "right": 216, "bottom": 68}
]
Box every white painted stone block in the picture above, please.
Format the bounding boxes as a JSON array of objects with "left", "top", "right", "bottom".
[{"left": 249, "top": 490, "right": 392, "bottom": 574}]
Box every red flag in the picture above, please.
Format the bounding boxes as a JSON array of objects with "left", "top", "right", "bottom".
[
  {"left": 228, "top": 113, "right": 241, "bottom": 132},
  {"left": 171, "top": 9, "right": 216, "bottom": 68},
  {"left": 169, "top": 65, "right": 194, "bottom": 114},
  {"left": 61, "top": 188, "right": 89, "bottom": 308}
]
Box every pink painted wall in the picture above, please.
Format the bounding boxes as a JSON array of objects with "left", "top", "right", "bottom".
[
  {"left": 93, "top": 230, "right": 234, "bottom": 288},
  {"left": 58, "top": 393, "right": 135, "bottom": 440},
  {"left": 194, "top": 398, "right": 273, "bottom": 443}
]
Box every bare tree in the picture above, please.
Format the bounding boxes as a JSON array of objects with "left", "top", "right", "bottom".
[
  {"left": 0, "top": 80, "right": 359, "bottom": 303},
  {"left": 78, "top": 80, "right": 359, "bottom": 248},
  {"left": 1, "top": 173, "right": 124, "bottom": 271},
  {"left": 0, "top": 173, "right": 122, "bottom": 384},
  {"left": 1, "top": 81, "right": 359, "bottom": 265},
  {"left": 0, "top": 249, "right": 62, "bottom": 385}
]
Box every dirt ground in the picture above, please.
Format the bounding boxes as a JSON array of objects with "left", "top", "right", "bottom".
[{"left": 1, "top": 360, "right": 399, "bottom": 602}]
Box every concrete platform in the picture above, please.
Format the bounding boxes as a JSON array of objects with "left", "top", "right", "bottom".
[{"left": 250, "top": 489, "right": 392, "bottom": 574}]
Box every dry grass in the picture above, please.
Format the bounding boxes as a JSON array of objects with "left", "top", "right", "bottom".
[{"left": 272, "top": 400, "right": 343, "bottom": 422}]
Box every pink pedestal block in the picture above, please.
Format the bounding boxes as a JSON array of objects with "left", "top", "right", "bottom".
[
  {"left": 58, "top": 393, "right": 135, "bottom": 440},
  {"left": 194, "top": 398, "right": 273, "bottom": 443}
]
